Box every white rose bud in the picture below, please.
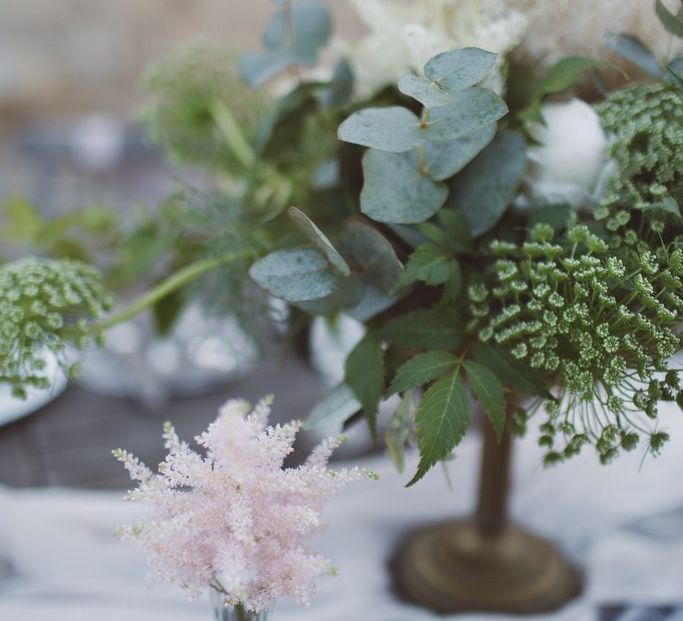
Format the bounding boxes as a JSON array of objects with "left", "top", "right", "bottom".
[{"left": 525, "top": 98, "right": 612, "bottom": 209}]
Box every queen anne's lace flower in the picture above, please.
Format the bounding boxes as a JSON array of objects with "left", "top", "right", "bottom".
[{"left": 114, "top": 397, "right": 373, "bottom": 612}]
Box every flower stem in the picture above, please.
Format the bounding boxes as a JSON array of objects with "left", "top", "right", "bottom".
[{"left": 91, "top": 251, "right": 250, "bottom": 334}]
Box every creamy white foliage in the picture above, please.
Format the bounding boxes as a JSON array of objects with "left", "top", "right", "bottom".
[
  {"left": 342, "top": 0, "right": 529, "bottom": 96},
  {"left": 525, "top": 99, "right": 613, "bottom": 209}
]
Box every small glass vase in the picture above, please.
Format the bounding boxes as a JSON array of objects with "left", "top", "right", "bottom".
[{"left": 210, "top": 588, "right": 270, "bottom": 621}]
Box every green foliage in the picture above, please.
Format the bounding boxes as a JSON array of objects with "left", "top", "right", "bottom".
[
  {"left": 360, "top": 150, "right": 448, "bottom": 223},
  {"left": 141, "top": 42, "right": 266, "bottom": 171},
  {"left": 448, "top": 130, "right": 526, "bottom": 237},
  {"left": 288, "top": 207, "right": 350, "bottom": 276},
  {"left": 379, "top": 308, "right": 464, "bottom": 350},
  {"left": 655, "top": 0, "right": 683, "bottom": 38},
  {"left": 597, "top": 83, "right": 683, "bottom": 223},
  {"left": 0, "top": 258, "right": 111, "bottom": 398},
  {"left": 338, "top": 220, "right": 404, "bottom": 294},
  {"left": 249, "top": 248, "right": 338, "bottom": 302},
  {"left": 408, "top": 368, "right": 469, "bottom": 486},
  {"left": 393, "top": 243, "right": 459, "bottom": 291},
  {"left": 239, "top": 0, "right": 332, "bottom": 86},
  {"left": 463, "top": 361, "right": 506, "bottom": 441},
  {"left": 344, "top": 335, "right": 385, "bottom": 436},
  {"left": 387, "top": 351, "right": 457, "bottom": 396}
]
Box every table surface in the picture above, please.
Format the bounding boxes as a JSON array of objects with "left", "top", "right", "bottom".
[{"left": 1, "top": 405, "right": 683, "bottom": 621}]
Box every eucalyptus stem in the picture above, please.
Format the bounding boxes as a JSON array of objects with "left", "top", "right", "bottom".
[{"left": 91, "top": 251, "right": 250, "bottom": 334}]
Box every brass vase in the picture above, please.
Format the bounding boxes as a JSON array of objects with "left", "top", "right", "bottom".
[{"left": 392, "top": 409, "right": 583, "bottom": 614}]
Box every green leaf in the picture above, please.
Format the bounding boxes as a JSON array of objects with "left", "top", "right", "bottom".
[
  {"left": 656, "top": 0, "right": 683, "bottom": 38},
  {"left": 385, "top": 391, "right": 415, "bottom": 473},
  {"left": 463, "top": 360, "right": 506, "bottom": 441},
  {"left": 393, "top": 243, "right": 457, "bottom": 291},
  {"left": 360, "top": 149, "right": 449, "bottom": 224},
  {"left": 388, "top": 351, "right": 458, "bottom": 396},
  {"left": 345, "top": 335, "right": 385, "bottom": 437},
  {"left": 152, "top": 286, "right": 185, "bottom": 337},
  {"left": 531, "top": 57, "right": 607, "bottom": 100},
  {"left": 414, "top": 124, "right": 496, "bottom": 181},
  {"left": 606, "top": 34, "right": 665, "bottom": 79},
  {"left": 380, "top": 308, "right": 464, "bottom": 350},
  {"left": 472, "top": 341, "right": 547, "bottom": 397},
  {"left": 398, "top": 73, "right": 453, "bottom": 108},
  {"left": 338, "top": 219, "right": 404, "bottom": 294},
  {"left": 238, "top": 49, "right": 298, "bottom": 87},
  {"left": 437, "top": 209, "right": 474, "bottom": 253},
  {"left": 529, "top": 204, "right": 573, "bottom": 232},
  {"left": 448, "top": 130, "right": 526, "bottom": 237},
  {"left": 262, "top": 0, "right": 331, "bottom": 61},
  {"left": 295, "top": 275, "right": 365, "bottom": 316},
  {"left": 304, "top": 382, "right": 361, "bottom": 431},
  {"left": 424, "top": 48, "right": 497, "bottom": 91},
  {"left": 338, "top": 107, "right": 422, "bottom": 153},
  {"left": 249, "top": 248, "right": 337, "bottom": 302},
  {"left": 345, "top": 283, "right": 398, "bottom": 322},
  {"left": 422, "top": 88, "right": 507, "bottom": 143},
  {"left": 408, "top": 369, "right": 469, "bottom": 486},
  {"left": 288, "top": 207, "right": 351, "bottom": 277},
  {"left": 317, "top": 58, "right": 354, "bottom": 108}
]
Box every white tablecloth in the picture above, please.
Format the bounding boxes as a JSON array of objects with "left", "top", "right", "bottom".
[{"left": 2, "top": 405, "right": 683, "bottom": 621}]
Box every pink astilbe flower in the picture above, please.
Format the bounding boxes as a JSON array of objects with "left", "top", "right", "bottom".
[{"left": 113, "top": 396, "right": 374, "bottom": 612}]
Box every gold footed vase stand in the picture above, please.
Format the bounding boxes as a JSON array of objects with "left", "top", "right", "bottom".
[{"left": 392, "top": 417, "right": 583, "bottom": 614}]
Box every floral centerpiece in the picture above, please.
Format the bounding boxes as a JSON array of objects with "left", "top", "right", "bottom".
[{"left": 2, "top": 0, "right": 683, "bottom": 613}]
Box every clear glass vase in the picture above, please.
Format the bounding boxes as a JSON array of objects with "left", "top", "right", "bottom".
[{"left": 210, "top": 588, "right": 270, "bottom": 621}]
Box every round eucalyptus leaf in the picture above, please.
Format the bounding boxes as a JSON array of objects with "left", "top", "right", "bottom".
[
  {"left": 423, "top": 88, "right": 508, "bottom": 143},
  {"left": 398, "top": 73, "right": 452, "bottom": 108},
  {"left": 361, "top": 149, "right": 449, "bottom": 224},
  {"left": 448, "top": 130, "right": 526, "bottom": 237},
  {"left": 288, "top": 207, "right": 351, "bottom": 276},
  {"left": 412, "top": 123, "right": 497, "bottom": 181},
  {"left": 249, "top": 248, "right": 337, "bottom": 302},
  {"left": 337, "top": 107, "right": 422, "bottom": 153},
  {"left": 424, "top": 47, "right": 497, "bottom": 91},
  {"left": 238, "top": 49, "right": 297, "bottom": 87},
  {"left": 339, "top": 219, "right": 404, "bottom": 293},
  {"left": 263, "top": 0, "right": 332, "bottom": 61}
]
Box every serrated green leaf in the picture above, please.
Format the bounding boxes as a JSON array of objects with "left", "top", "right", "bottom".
[
  {"left": 448, "top": 130, "right": 526, "bottom": 237},
  {"left": 606, "top": 34, "right": 665, "bottom": 79},
  {"left": 656, "top": 0, "right": 683, "bottom": 39},
  {"left": 288, "top": 207, "right": 351, "bottom": 277},
  {"left": 304, "top": 382, "right": 361, "bottom": 431},
  {"left": 345, "top": 335, "right": 385, "bottom": 437},
  {"left": 408, "top": 369, "right": 469, "bottom": 486},
  {"left": 360, "top": 149, "right": 448, "bottom": 224},
  {"left": 423, "top": 88, "right": 508, "bottom": 143},
  {"left": 338, "top": 219, "right": 404, "bottom": 293},
  {"left": 338, "top": 107, "right": 422, "bottom": 153},
  {"left": 424, "top": 48, "right": 497, "bottom": 91},
  {"left": 414, "top": 124, "right": 497, "bottom": 181},
  {"left": 473, "top": 341, "right": 547, "bottom": 397},
  {"left": 398, "top": 73, "right": 453, "bottom": 108},
  {"left": 388, "top": 351, "right": 458, "bottom": 396},
  {"left": 249, "top": 248, "right": 337, "bottom": 302},
  {"left": 463, "top": 360, "right": 506, "bottom": 441},
  {"left": 393, "top": 243, "right": 456, "bottom": 291},
  {"left": 380, "top": 308, "right": 464, "bottom": 350}
]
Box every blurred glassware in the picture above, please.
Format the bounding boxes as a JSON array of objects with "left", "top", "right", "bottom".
[{"left": 78, "top": 303, "right": 259, "bottom": 410}]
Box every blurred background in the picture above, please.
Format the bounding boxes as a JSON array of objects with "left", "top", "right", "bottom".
[{"left": 0, "top": 0, "right": 364, "bottom": 489}]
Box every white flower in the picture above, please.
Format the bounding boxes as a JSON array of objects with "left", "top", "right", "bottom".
[
  {"left": 525, "top": 99, "right": 612, "bottom": 209},
  {"left": 341, "top": 0, "right": 529, "bottom": 97}
]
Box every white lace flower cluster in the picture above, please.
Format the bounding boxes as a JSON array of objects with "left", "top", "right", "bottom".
[{"left": 114, "top": 397, "right": 374, "bottom": 612}]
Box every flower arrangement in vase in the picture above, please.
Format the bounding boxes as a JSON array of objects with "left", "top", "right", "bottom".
[{"left": 2, "top": 0, "right": 683, "bottom": 614}]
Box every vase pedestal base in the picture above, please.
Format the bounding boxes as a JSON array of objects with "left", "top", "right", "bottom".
[{"left": 392, "top": 518, "right": 582, "bottom": 614}]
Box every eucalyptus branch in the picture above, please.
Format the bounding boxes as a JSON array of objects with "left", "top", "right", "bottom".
[{"left": 90, "top": 251, "right": 253, "bottom": 334}]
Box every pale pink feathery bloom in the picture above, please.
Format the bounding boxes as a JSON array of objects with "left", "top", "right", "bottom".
[{"left": 113, "top": 396, "right": 375, "bottom": 612}]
